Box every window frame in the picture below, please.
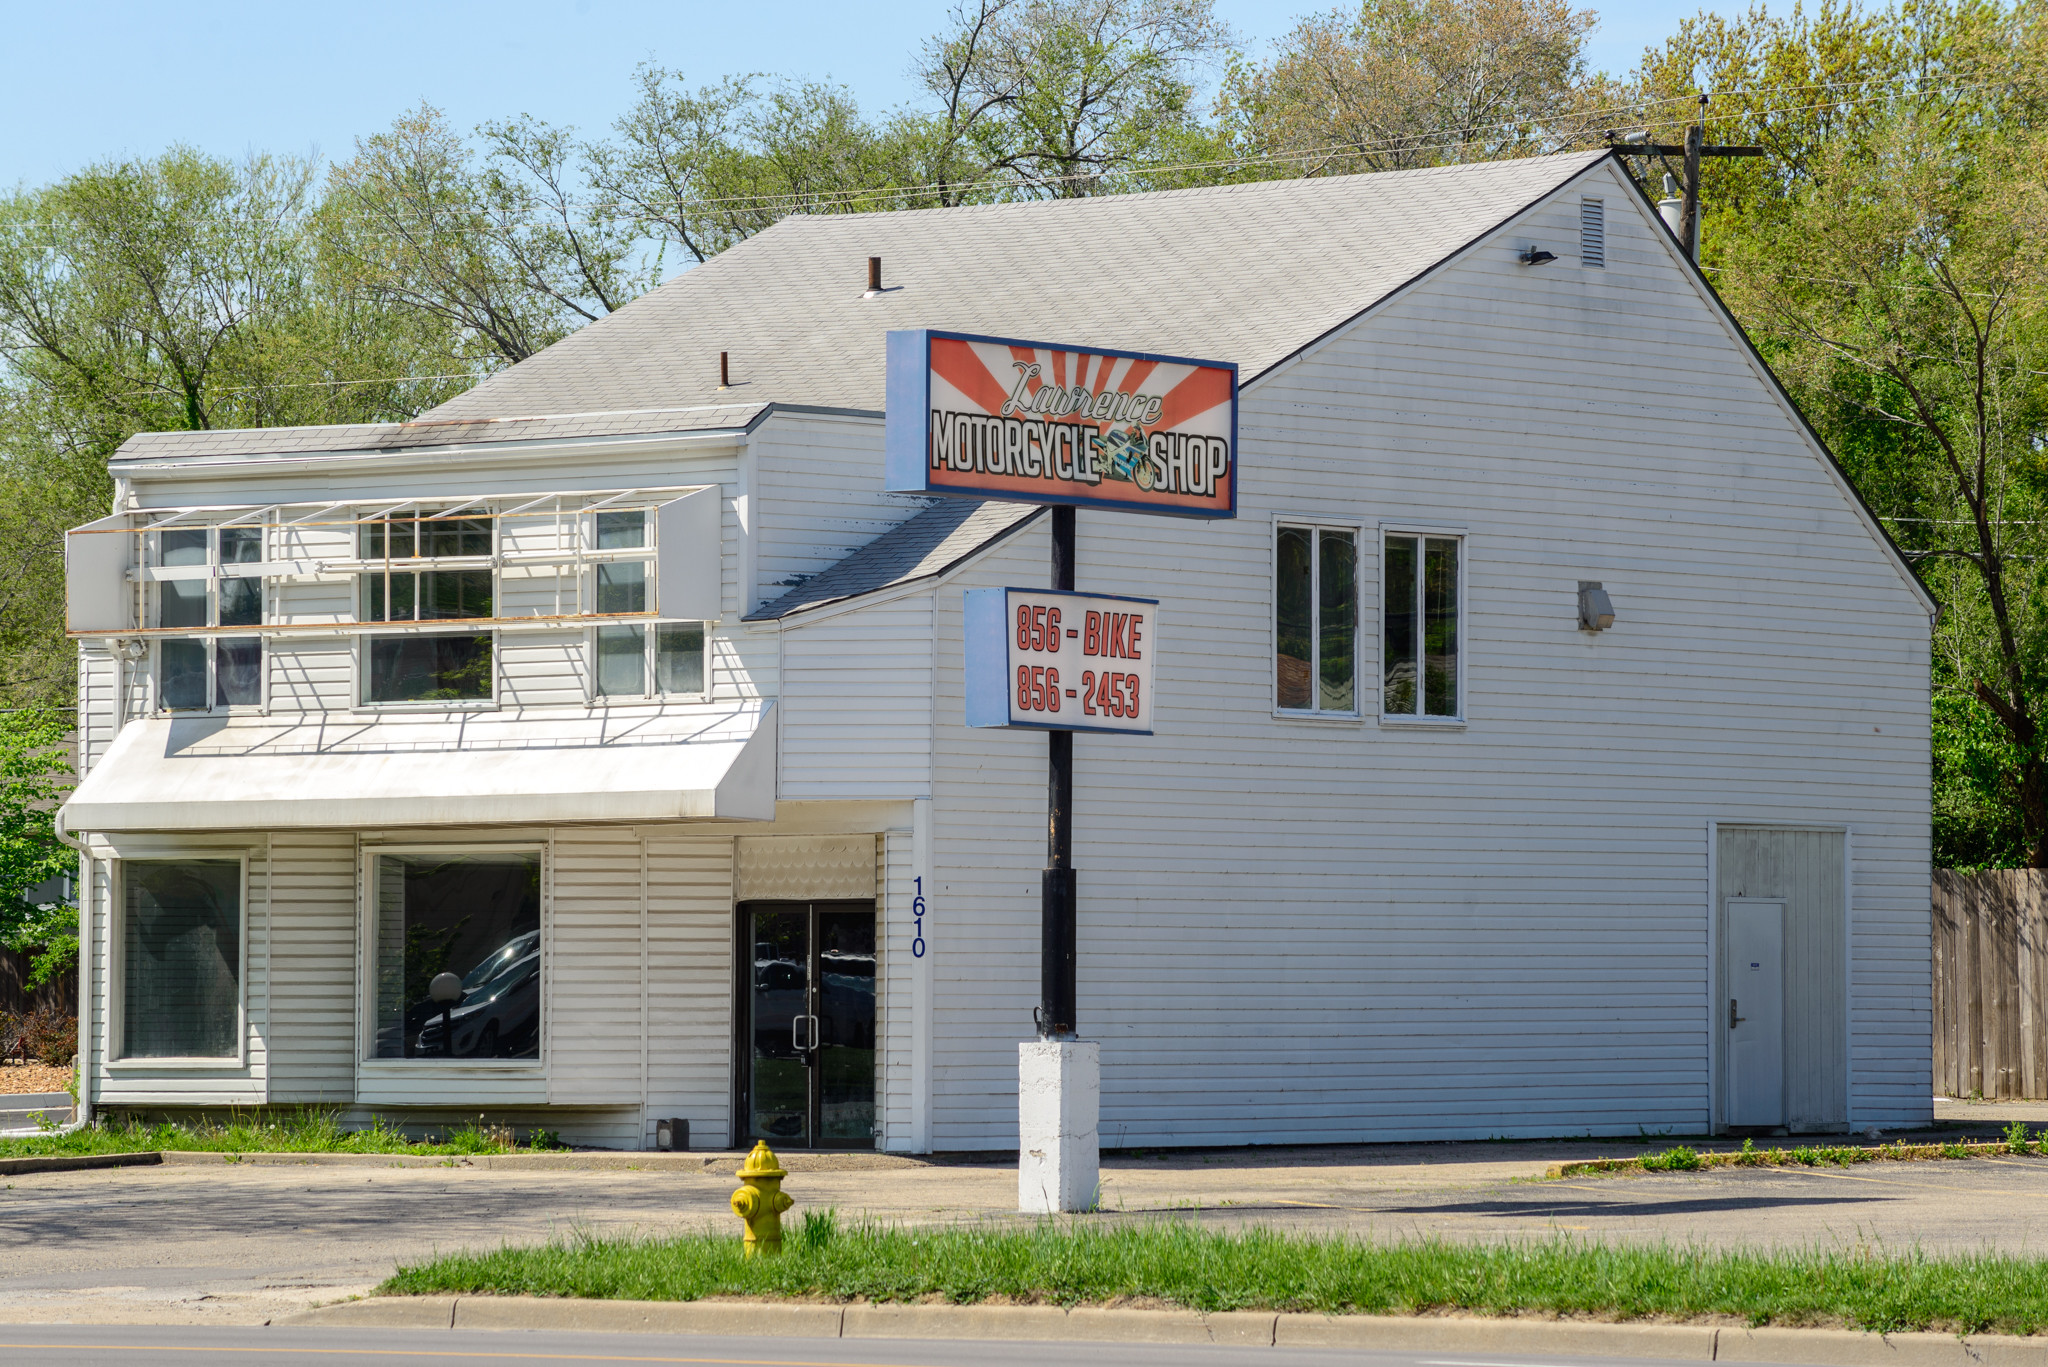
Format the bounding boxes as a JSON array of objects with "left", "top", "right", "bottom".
[
  {"left": 352, "top": 630, "right": 501, "bottom": 712},
  {"left": 1271, "top": 515, "right": 1364, "bottom": 722},
  {"left": 355, "top": 842, "right": 550, "bottom": 1071},
  {"left": 108, "top": 853, "right": 251, "bottom": 1069},
  {"left": 354, "top": 508, "right": 499, "bottom": 627},
  {"left": 1377, "top": 522, "right": 1468, "bottom": 728},
  {"left": 585, "top": 620, "right": 712, "bottom": 704},
  {"left": 149, "top": 523, "right": 268, "bottom": 716}
]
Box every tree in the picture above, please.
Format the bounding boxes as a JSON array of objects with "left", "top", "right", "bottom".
[
  {"left": 589, "top": 68, "right": 940, "bottom": 265},
  {"left": 1215, "top": 0, "right": 1610, "bottom": 178},
  {"left": 1723, "top": 117, "right": 2048, "bottom": 866},
  {"left": 0, "top": 707, "right": 75, "bottom": 989},
  {"left": 1638, "top": 0, "right": 2048, "bottom": 867},
  {"left": 322, "top": 104, "right": 641, "bottom": 365},
  {"left": 916, "top": 0, "right": 1233, "bottom": 197},
  {"left": 0, "top": 146, "right": 486, "bottom": 708}
]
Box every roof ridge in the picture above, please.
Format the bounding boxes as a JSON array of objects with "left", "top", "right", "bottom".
[{"left": 780, "top": 150, "right": 1612, "bottom": 225}]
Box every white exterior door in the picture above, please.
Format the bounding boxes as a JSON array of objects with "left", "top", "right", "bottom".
[{"left": 1725, "top": 898, "right": 1786, "bottom": 1128}]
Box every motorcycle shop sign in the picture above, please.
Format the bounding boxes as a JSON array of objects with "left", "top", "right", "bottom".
[{"left": 885, "top": 329, "right": 1237, "bottom": 518}]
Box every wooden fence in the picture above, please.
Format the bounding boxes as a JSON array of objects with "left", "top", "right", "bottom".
[
  {"left": 0, "top": 946, "right": 75, "bottom": 1017},
  {"left": 1933, "top": 868, "right": 2048, "bottom": 1099}
]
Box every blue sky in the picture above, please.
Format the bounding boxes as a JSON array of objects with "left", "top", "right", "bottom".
[{"left": 3, "top": 0, "right": 1720, "bottom": 188}]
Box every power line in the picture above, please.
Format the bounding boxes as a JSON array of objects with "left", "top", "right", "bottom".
[{"left": 3, "top": 72, "right": 2033, "bottom": 241}]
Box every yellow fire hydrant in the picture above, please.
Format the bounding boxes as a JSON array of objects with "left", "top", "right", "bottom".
[{"left": 729, "top": 1140, "right": 794, "bottom": 1257}]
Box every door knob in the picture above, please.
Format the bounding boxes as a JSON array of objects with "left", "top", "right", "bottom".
[{"left": 1729, "top": 999, "right": 1745, "bottom": 1029}]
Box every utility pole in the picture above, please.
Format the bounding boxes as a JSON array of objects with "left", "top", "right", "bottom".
[{"left": 1608, "top": 94, "right": 1764, "bottom": 263}]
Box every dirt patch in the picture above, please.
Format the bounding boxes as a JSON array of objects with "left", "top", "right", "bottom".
[{"left": 0, "top": 1061, "right": 73, "bottom": 1095}]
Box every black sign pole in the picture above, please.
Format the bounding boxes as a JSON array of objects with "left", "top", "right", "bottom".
[{"left": 1041, "top": 505, "right": 1078, "bottom": 1038}]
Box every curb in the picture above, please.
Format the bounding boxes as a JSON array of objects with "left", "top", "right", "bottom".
[
  {"left": 0, "top": 1151, "right": 161, "bottom": 1178},
  {"left": 279, "top": 1296, "right": 2048, "bottom": 1363}
]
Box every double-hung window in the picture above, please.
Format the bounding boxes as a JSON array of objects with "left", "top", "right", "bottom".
[
  {"left": 1382, "top": 532, "right": 1462, "bottom": 720},
  {"left": 589, "top": 509, "right": 708, "bottom": 700},
  {"left": 358, "top": 510, "right": 496, "bottom": 704},
  {"left": 154, "top": 524, "right": 264, "bottom": 711},
  {"left": 1274, "top": 523, "right": 1358, "bottom": 714}
]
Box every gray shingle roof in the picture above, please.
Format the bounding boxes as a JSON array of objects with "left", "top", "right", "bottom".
[
  {"left": 110, "top": 403, "right": 769, "bottom": 466},
  {"left": 746, "top": 500, "right": 1042, "bottom": 621},
  {"left": 425, "top": 152, "right": 1610, "bottom": 422}
]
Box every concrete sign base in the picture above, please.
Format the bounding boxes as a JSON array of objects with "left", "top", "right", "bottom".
[{"left": 1018, "top": 1038, "right": 1100, "bottom": 1213}]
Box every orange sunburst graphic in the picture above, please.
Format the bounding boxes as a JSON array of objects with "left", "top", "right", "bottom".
[{"left": 912, "top": 332, "right": 1236, "bottom": 518}]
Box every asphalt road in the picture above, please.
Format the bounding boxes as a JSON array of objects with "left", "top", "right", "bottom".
[
  {"left": 0, "top": 1325, "right": 1792, "bottom": 1367},
  {"left": 8, "top": 1142, "right": 2048, "bottom": 1325}
]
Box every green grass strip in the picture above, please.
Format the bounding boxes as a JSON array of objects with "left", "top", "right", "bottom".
[
  {"left": 1559, "top": 1126, "right": 2048, "bottom": 1177},
  {"left": 381, "top": 1211, "right": 2048, "bottom": 1335},
  {"left": 0, "top": 1110, "right": 562, "bottom": 1159}
]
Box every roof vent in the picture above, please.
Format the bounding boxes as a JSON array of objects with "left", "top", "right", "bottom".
[
  {"left": 864, "top": 256, "right": 883, "bottom": 298},
  {"left": 1581, "top": 198, "right": 1605, "bottom": 267}
]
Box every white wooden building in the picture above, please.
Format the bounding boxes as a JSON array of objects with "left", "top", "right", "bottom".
[{"left": 58, "top": 150, "right": 1935, "bottom": 1150}]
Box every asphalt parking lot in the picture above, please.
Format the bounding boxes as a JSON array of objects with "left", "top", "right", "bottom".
[{"left": 6, "top": 1126, "right": 2048, "bottom": 1326}]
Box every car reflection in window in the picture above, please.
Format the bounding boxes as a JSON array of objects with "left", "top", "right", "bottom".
[{"left": 416, "top": 930, "right": 541, "bottom": 1059}]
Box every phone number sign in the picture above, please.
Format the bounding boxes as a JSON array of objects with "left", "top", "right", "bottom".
[{"left": 964, "top": 588, "right": 1157, "bottom": 735}]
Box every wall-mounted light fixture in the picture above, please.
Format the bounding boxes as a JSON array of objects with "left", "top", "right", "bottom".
[
  {"left": 1578, "top": 581, "right": 1616, "bottom": 631},
  {"left": 1520, "top": 247, "right": 1558, "bottom": 266}
]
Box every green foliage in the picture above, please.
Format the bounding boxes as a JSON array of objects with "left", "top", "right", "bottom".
[
  {"left": 384, "top": 1219, "right": 2048, "bottom": 1334},
  {"left": 0, "top": 707, "right": 74, "bottom": 986},
  {"left": 1638, "top": 1144, "right": 1701, "bottom": 1171},
  {"left": 1639, "top": 0, "right": 2048, "bottom": 865},
  {"left": 0, "top": 1109, "right": 557, "bottom": 1158},
  {"left": 1215, "top": 0, "right": 1612, "bottom": 176},
  {"left": 0, "top": 147, "right": 491, "bottom": 708}
]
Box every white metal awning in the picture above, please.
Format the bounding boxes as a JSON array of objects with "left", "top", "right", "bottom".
[{"left": 59, "top": 702, "right": 775, "bottom": 833}]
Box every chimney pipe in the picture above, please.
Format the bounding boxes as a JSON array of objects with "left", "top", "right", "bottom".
[
  {"left": 865, "top": 256, "right": 882, "bottom": 296},
  {"left": 719, "top": 351, "right": 729, "bottom": 389}
]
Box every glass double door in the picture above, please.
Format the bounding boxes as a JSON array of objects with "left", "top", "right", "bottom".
[{"left": 740, "top": 901, "right": 876, "bottom": 1148}]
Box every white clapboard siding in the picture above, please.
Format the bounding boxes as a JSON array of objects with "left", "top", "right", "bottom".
[
  {"left": 549, "top": 829, "right": 650, "bottom": 1106},
  {"left": 913, "top": 160, "right": 1929, "bottom": 1149},
  {"left": 76, "top": 647, "right": 121, "bottom": 771},
  {"left": 751, "top": 412, "right": 923, "bottom": 615},
  {"left": 643, "top": 832, "right": 738, "bottom": 1148},
  {"left": 268, "top": 638, "right": 352, "bottom": 713},
  {"left": 265, "top": 833, "right": 360, "bottom": 1102},
  {"left": 500, "top": 630, "right": 590, "bottom": 709},
  {"left": 780, "top": 594, "right": 934, "bottom": 800}
]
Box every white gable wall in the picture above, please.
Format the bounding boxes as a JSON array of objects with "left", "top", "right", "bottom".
[{"left": 916, "top": 160, "right": 1931, "bottom": 1148}]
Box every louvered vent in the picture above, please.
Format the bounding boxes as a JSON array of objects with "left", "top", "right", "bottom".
[{"left": 1581, "top": 198, "right": 1606, "bottom": 267}]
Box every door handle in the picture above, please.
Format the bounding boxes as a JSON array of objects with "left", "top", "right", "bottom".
[
  {"left": 1729, "top": 999, "right": 1745, "bottom": 1029},
  {"left": 792, "top": 1016, "right": 810, "bottom": 1052}
]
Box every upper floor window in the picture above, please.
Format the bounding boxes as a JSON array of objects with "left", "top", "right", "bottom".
[
  {"left": 595, "top": 622, "right": 707, "bottom": 700},
  {"left": 358, "top": 510, "right": 495, "bottom": 623},
  {"left": 591, "top": 508, "right": 653, "bottom": 616},
  {"left": 153, "top": 524, "right": 263, "bottom": 711},
  {"left": 1275, "top": 524, "right": 1357, "bottom": 715},
  {"left": 1382, "top": 533, "right": 1461, "bottom": 720}
]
